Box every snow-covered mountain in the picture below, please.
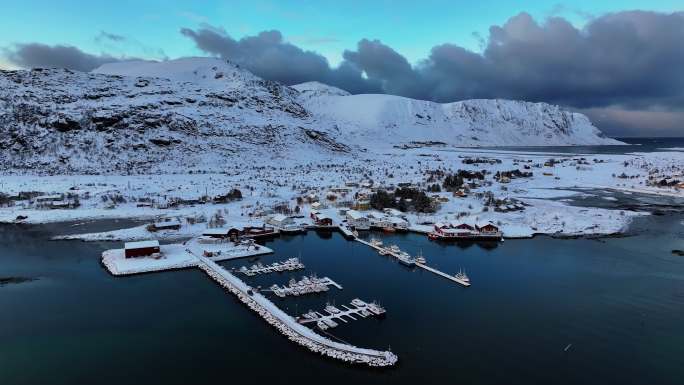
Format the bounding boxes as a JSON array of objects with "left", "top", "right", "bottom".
[
  {"left": 299, "top": 93, "right": 622, "bottom": 147},
  {"left": 0, "top": 57, "right": 622, "bottom": 173}
]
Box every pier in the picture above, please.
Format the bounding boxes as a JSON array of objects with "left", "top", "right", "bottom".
[
  {"left": 355, "top": 238, "right": 471, "bottom": 287},
  {"left": 269, "top": 275, "right": 343, "bottom": 297},
  {"left": 299, "top": 299, "right": 387, "bottom": 331},
  {"left": 238, "top": 257, "right": 305, "bottom": 276},
  {"left": 415, "top": 263, "right": 471, "bottom": 287}
]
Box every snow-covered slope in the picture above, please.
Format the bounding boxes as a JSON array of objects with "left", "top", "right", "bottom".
[
  {"left": 298, "top": 93, "right": 623, "bottom": 147},
  {"left": 0, "top": 57, "right": 622, "bottom": 174}
]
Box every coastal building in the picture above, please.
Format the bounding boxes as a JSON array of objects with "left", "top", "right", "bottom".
[
  {"left": 346, "top": 210, "right": 370, "bottom": 230},
  {"left": 151, "top": 219, "right": 182, "bottom": 231},
  {"left": 267, "top": 214, "right": 293, "bottom": 227},
  {"left": 124, "top": 240, "right": 160, "bottom": 258}
]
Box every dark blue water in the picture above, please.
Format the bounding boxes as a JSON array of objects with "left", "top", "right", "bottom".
[
  {"left": 1, "top": 212, "right": 683, "bottom": 385},
  {"left": 475, "top": 137, "right": 684, "bottom": 155}
]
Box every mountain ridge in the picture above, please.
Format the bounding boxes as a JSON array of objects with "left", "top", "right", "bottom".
[{"left": 0, "top": 57, "right": 623, "bottom": 174}]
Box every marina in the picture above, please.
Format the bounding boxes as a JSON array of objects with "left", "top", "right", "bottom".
[
  {"left": 269, "top": 275, "right": 343, "bottom": 297},
  {"left": 238, "top": 257, "right": 305, "bottom": 276},
  {"left": 299, "top": 299, "right": 387, "bottom": 331}
]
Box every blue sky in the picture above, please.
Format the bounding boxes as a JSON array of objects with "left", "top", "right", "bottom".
[{"left": 1, "top": 0, "right": 681, "bottom": 66}]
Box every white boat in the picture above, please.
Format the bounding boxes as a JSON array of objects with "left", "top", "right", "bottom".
[
  {"left": 455, "top": 269, "right": 470, "bottom": 283},
  {"left": 369, "top": 238, "right": 383, "bottom": 247},
  {"left": 415, "top": 250, "right": 426, "bottom": 264}
]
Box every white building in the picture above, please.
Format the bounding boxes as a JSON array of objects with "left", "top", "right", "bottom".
[
  {"left": 346, "top": 210, "right": 370, "bottom": 230},
  {"left": 268, "top": 214, "right": 293, "bottom": 227}
]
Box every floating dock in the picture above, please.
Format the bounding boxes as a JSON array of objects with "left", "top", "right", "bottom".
[
  {"left": 269, "top": 275, "right": 343, "bottom": 297},
  {"left": 415, "top": 262, "right": 470, "bottom": 287},
  {"left": 238, "top": 257, "right": 305, "bottom": 276},
  {"left": 355, "top": 238, "right": 471, "bottom": 287},
  {"left": 299, "top": 299, "right": 386, "bottom": 331}
]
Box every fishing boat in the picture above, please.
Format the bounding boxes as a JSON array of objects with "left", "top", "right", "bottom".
[
  {"left": 415, "top": 250, "right": 426, "bottom": 264},
  {"left": 455, "top": 269, "right": 470, "bottom": 284}
]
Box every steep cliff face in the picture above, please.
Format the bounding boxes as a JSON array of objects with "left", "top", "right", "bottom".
[{"left": 0, "top": 57, "right": 622, "bottom": 174}]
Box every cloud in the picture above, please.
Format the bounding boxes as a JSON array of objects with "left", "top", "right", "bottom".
[
  {"left": 180, "top": 27, "right": 381, "bottom": 93},
  {"left": 3, "top": 43, "right": 129, "bottom": 72},
  {"left": 182, "top": 11, "right": 684, "bottom": 135},
  {"left": 95, "top": 31, "right": 126, "bottom": 43}
]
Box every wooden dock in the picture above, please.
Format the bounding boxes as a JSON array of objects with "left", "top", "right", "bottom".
[
  {"left": 415, "top": 263, "right": 470, "bottom": 287},
  {"left": 355, "top": 238, "right": 471, "bottom": 287}
]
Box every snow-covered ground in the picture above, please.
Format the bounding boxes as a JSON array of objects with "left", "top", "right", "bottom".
[{"left": 2, "top": 147, "right": 681, "bottom": 240}]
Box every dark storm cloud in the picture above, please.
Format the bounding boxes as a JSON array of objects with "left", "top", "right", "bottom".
[
  {"left": 4, "top": 43, "right": 126, "bottom": 72},
  {"left": 180, "top": 27, "right": 381, "bottom": 93},
  {"left": 182, "top": 11, "right": 684, "bottom": 135}
]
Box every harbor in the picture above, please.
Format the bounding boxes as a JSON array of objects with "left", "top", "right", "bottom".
[{"left": 99, "top": 234, "right": 396, "bottom": 367}]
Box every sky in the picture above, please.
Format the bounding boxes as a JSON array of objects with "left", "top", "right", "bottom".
[{"left": 1, "top": 0, "right": 683, "bottom": 137}]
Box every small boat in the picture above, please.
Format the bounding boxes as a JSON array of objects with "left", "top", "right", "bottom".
[
  {"left": 379, "top": 248, "right": 391, "bottom": 256},
  {"left": 369, "top": 238, "right": 383, "bottom": 247},
  {"left": 388, "top": 245, "right": 401, "bottom": 254},
  {"left": 382, "top": 226, "right": 396, "bottom": 233},
  {"left": 415, "top": 250, "right": 426, "bottom": 264},
  {"left": 455, "top": 269, "right": 470, "bottom": 283}
]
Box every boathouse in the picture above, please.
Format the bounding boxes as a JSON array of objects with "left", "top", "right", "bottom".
[
  {"left": 124, "top": 240, "right": 160, "bottom": 258},
  {"left": 151, "top": 219, "right": 182, "bottom": 231},
  {"left": 346, "top": 210, "right": 370, "bottom": 229},
  {"left": 268, "top": 214, "right": 293, "bottom": 227}
]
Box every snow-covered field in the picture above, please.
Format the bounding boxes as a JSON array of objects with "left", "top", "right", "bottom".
[{"left": 2, "top": 146, "right": 681, "bottom": 240}]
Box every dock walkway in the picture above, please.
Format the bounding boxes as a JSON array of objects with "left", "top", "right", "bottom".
[
  {"left": 355, "top": 238, "right": 471, "bottom": 287},
  {"left": 299, "top": 299, "right": 386, "bottom": 331},
  {"left": 239, "top": 258, "right": 304, "bottom": 276}
]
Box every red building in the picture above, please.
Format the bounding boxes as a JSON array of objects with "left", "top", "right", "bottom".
[{"left": 124, "top": 240, "right": 160, "bottom": 258}]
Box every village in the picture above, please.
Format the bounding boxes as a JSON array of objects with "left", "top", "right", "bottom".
[{"left": 1, "top": 146, "right": 683, "bottom": 368}]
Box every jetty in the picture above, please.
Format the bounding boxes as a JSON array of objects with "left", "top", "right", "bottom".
[
  {"left": 299, "top": 299, "right": 387, "bottom": 331},
  {"left": 196, "top": 254, "right": 397, "bottom": 367},
  {"left": 269, "top": 275, "right": 343, "bottom": 297},
  {"left": 238, "top": 257, "right": 305, "bottom": 276},
  {"left": 102, "top": 238, "right": 397, "bottom": 367},
  {"left": 355, "top": 238, "right": 471, "bottom": 287},
  {"left": 415, "top": 262, "right": 471, "bottom": 287}
]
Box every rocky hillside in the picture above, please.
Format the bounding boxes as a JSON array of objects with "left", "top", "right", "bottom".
[{"left": 0, "top": 57, "right": 622, "bottom": 174}]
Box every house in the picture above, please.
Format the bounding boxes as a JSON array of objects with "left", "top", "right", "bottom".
[
  {"left": 499, "top": 176, "right": 511, "bottom": 183},
  {"left": 387, "top": 216, "right": 409, "bottom": 231},
  {"left": 267, "top": 214, "right": 293, "bottom": 227},
  {"left": 476, "top": 222, "right": 501, "bottom": 235},
  {"left": 367, "top": 212, "right": 390, "bottom": 228},
  {"left": 310, "top": 211, "right": 333, "bottom": 226},
  {"left": 202, "top": 227, "right": 241, "bottom": 240},
  {"left": 383, "top": 208, "right": 404, "bottom": 217},
  {"left": 353, "top": 199, "right": 371, "bottom": 210},
  {"left": 310, "top": 202, "right": 322, "bottom": 210},
  {"left": 124, "top": 240, "right": 160, "bottom": 258},
  {"left": 151, "top": 219, "right": 182, "bottom": 231},
  {"left": 346, "top": 210, "right": 370, "bottom": 230}
]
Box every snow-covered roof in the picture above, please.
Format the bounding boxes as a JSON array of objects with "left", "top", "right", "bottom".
[
  {"left": 346, "top": 210, "right": 365, "bottom": 220},
  {"left": 125, "top": 240, "right": 160, "bottom": 249},
  {"left": 270, "top": 214, "right": 288, "bottom": 222},
  {"left": 202, "top": 228, "right": 230, "bottom": 235}
]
